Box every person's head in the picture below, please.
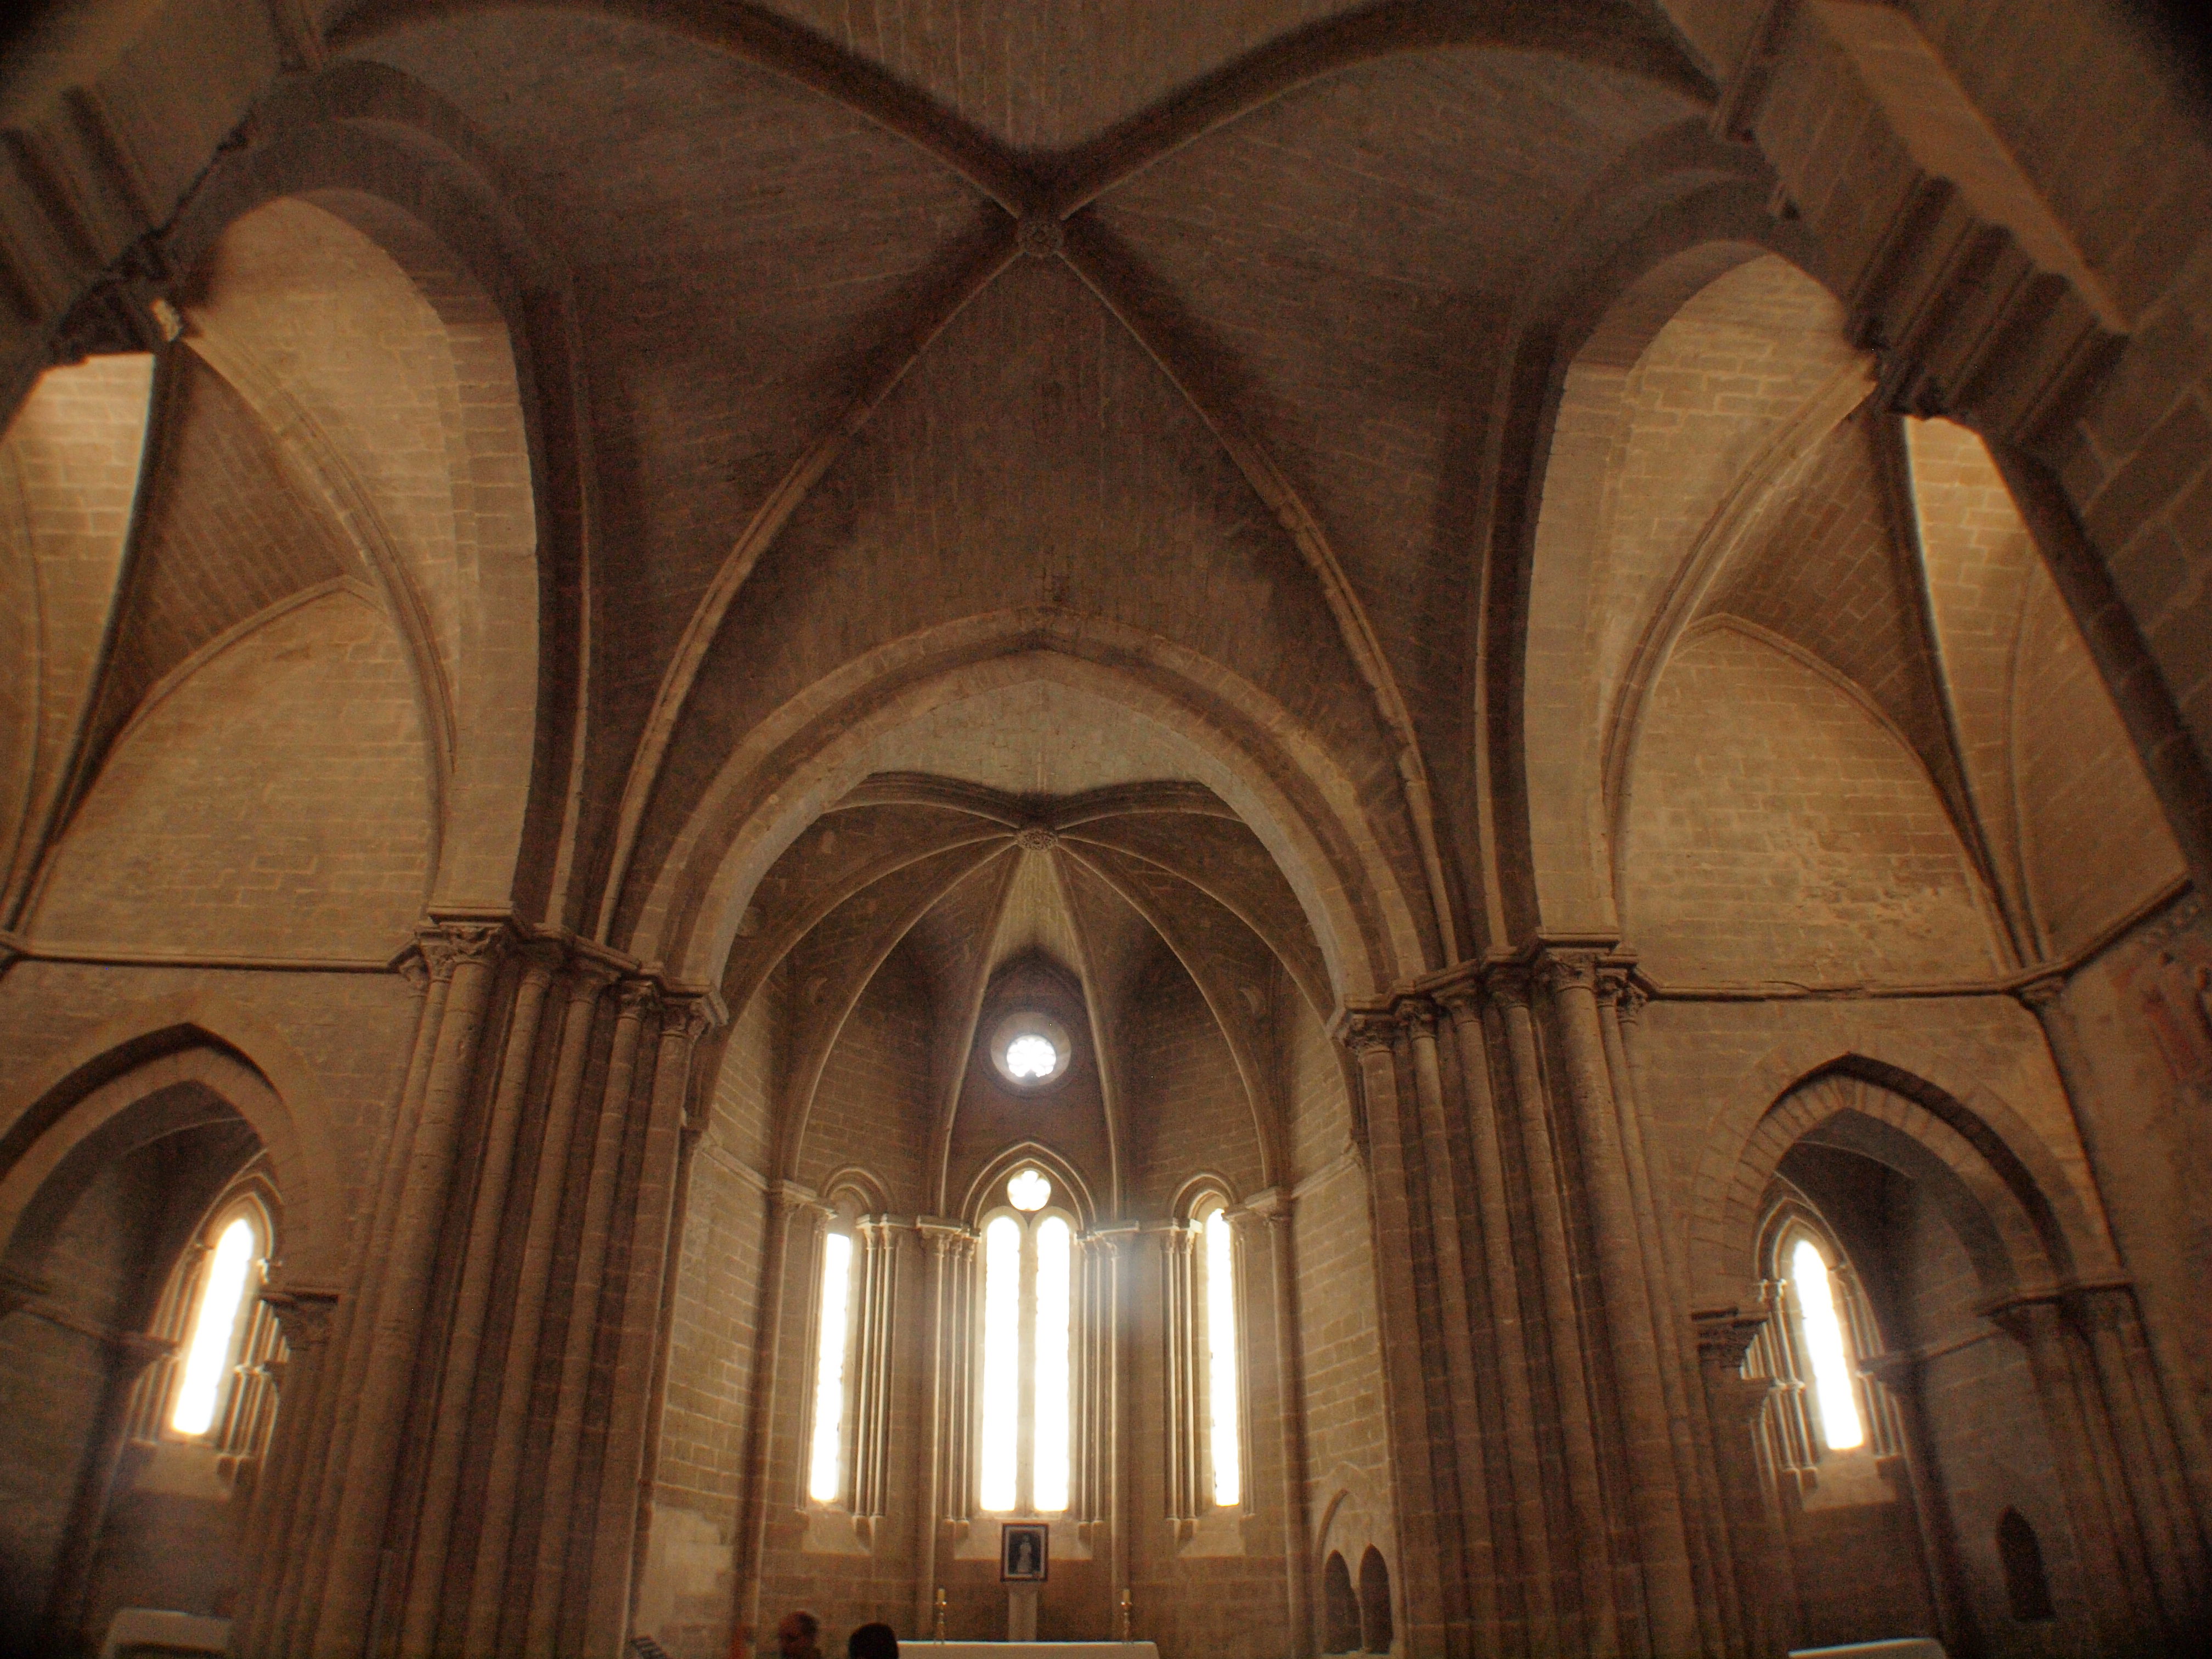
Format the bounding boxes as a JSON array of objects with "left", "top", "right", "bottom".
[
  {"left": 776, "top": 1611, "right": 821, "bottom": 1659},
  {"left": 848, "top": 1622, "right": 898, "bottom": 1659}
]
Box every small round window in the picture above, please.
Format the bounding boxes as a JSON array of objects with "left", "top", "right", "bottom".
[{"left": 989, "top": 1010, "right": 1072, "bottom": 1089}]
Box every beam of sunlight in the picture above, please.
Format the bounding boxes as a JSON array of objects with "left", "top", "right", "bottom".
[
  {"left": 172, "top": 1218, "right": 256, "bottom": 1436},
  {"left": 1205, "top": 1208, "right": 1242, "bottom": 1506},
  {"left": 1792, "top": 1237, "right": 1865, "bottom": 1451},
  {"left": 979, "top": 1215, "right": 1023, "bottom": 1510},
  {"left": 807, "top": 1233, "right": 854, "bottom": 1502},
  {"left": 1032, "top": 1216, "right": 1071, "bottom": 1513}
]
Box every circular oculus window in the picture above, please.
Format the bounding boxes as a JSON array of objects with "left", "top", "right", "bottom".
[{"left": 989, "top": 1010, "right": 1072, "bottom": 1089}]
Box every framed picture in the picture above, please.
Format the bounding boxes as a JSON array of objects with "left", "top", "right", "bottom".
[{"left": 1000, "top": 1521, "right": 1048, "bottom": 1583}]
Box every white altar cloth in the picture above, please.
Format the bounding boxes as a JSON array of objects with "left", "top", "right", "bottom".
[
  {"left": 1788, "top": 1641, "right": 1946, "bottom": 1659},
  {"left": 911, "top": 1644, "right": 1160, "bottom": 1659}
]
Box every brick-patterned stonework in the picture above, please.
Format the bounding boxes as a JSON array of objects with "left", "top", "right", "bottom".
[{"left": 0, "top": 8, "right": 2206, "bottom": 1659}]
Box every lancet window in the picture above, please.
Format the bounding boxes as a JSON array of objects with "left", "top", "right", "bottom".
[
  {"left": 978, "top": 1167, "right": 1075, "bottom": 1514},
  {"left": 127, "top": 1190, "right": 286, "bottom": 1461},
  {"left": 804, "top": 1186, "right": 896, "bottom": 1521},
  {"left": 1745, "top": 1194, "right": 1904, "bottom": 1481},
  {"left": 1164, "top": 1187, "right": 1248, "bottom": 1521}
]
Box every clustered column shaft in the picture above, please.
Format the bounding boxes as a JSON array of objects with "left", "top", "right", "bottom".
[{"left": 229, "top": 921, "right": 722, "bottom": 1659}]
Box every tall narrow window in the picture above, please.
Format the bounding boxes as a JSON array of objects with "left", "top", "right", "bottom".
[
  {"left": 808, "top": 1229, "right": 857, "bottom": 1503},
  {"left": 1201, "top": 1204, "right": 1241, "bottom": 1506},
  {"left": 171, "top": 1216, "right": 258, "bottom": 1436},
  {"left": 1789, "top": 1235, "right": 1865, "bottom": 1451},
  {"left": 978, "top": 1169, "right": 1073, "bottom": 1515}
]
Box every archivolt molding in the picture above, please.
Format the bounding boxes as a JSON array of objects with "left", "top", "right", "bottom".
[
  {"left": 629, "top": 612, "right": 1429, "bottom": 1005},
  {"left": 1685, "top": 1038, "right": 2120, "bottom": 1319},
  {"left": 0, "top": 1007, "right": 349, "bottom": 1289}
]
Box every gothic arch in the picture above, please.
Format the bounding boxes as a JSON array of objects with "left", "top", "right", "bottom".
[
  {"left": 0, "top": 1011, "right": 345, "bottom": 1289},
  {"left": 1688, "top": 1048, "right": 2116, "bottom": 1315},
  {"left": 959, "top": 1142, "right": 1099, "bottom": 1234},
  {"left": 630, "top": 613, "right": 1431, "bottom": 1007}
]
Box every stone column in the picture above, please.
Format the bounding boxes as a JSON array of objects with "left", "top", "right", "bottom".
[
  {"left": 1440, "top": 983, "right": 1556, "bottom": 1640},
  {"left": 284, "top": 949, "right": 450, "bottom": 1658},
  {"left": 314, "top": 917, "right": 510, "bottom": 1659},
  {"left": 849, "top": 1215, "right": 902, "bottom": 1530},
  {"left": 398, "top": 938, "right": 563, "bottom": 1657},
  {"left": 1599, "top": 969, "right": 1727, "bottom": 1652},
  {"left": 914, "top": 1218, "right": 973, "bottom": 1637},
  {"left": 1400, "top": 995, "right": 1499, "bottom": 1647},
  {"left": 730, "top": 1181, "right": 822, "bottom": 1643},
  {"left": 233, "top": 1288, "right": 337, "bottom": 1654},
  {"left": 1492, "top": 967, "right": 1615, "bottom": 1655},
  {"left": 588, "top": 991, "right": 719, "bottom": 1652},
  {"left": 1344, "top": 1009, "right": 1466, "bottom": 1658},
  {"left": 1538, "top": 947, "right": 1697, "bottom": 1656},
  {"left": 460, "top": 949, "right": 620, "bottom": 1652},
  {"left": 1692, "top": 1317, "right": 1783, "bottom": 1659},
  {"left": 526, "top": 977, "right": 657, "bottom": 1654},
  {"left": 1236, "top": 1189, "right": 1312, "bottom": 1658},
  {"left": 1156, "top": 1220, "right": 1202, "bottom": 1527}
]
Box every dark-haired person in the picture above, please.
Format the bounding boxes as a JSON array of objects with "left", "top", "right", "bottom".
[
  {"left": 775, "top": 1611, "right": 822, "bottom": 1659},
  {"left": 848, "top": 1621, "right": 898, "bottom": 1659}
]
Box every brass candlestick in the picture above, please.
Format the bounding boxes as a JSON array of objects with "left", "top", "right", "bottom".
[
  {"left": 1118, "top": 1587, "right": 1133, "bottom": 1642},
  {"left": 933, "top": 1587, "right": 947, "bottom": 1643}
]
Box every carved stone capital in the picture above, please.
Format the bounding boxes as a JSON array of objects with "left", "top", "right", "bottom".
[
  {"left": 916, "top": 1217, "right": 973, "bottom": 1259},
  {"left": 1596, "top": 963, "right": 1638, "bottom": 1009},
  {"left": 1534, "top": 949, "right": 1602, "bottom": 996},
  {"left": 1613, "top": 979, "right": 1650, "bottom": 1023},
  {"left": 1692, "top": 1310, "right": 1765, "bottom": 1373},
  {"left": 417, "top": 919, "right": 512, "bottom": 980},
  {"left": 1341, "top": 1009, "right": 1400, "bottom": 1056},
  {"left": 615, "top": 978, "right": 662, "bottom": 1022},
  {"left": 659, "top": 990, "right": 720, "bottom": 1046},
  {"left": 1394, "top": 995, "right": 1440, "bottom": 1037},
  {"left": 772, "top": 1180, "right": 826, "bottom": 1224},
  {"left": 2015, "top": 973, "right": 2069, "bottom": 1013},
  {"left": 261, "top": 1288, "right": 341, "bottom": 1352},
  {"left": 563, "top": 949, "right": 625, "bottom": 1002},
  {"left": 1485, "top": 964, "right": 1532, "bottom": 1013}
]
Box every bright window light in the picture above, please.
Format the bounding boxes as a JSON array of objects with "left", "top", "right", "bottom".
[
  {"left": 172, "top": 1218, "right": 256, "bottom": 1435},
  {"left": 1204, "top": 1208, "right": 1242, "bottom": 1506},
  {"left": 1791, "top": 1237, "right": 1865, "bottom": 1451},
  {"left": 808, "top": 1232, "right": 854, "bottom": 1502},
  {"left": 1033, "top": 1216, "right": 1071, "bottom": 1513},
  {"left": 1007, "top": 1169, "right": 1052, "bottom": 1212},
  {"left": 1005, "top": 1034, "right": 1058, "bottom": 1079},
  {"left": 979, "top": 1215, "right": 1022, "bottom": 1511}
]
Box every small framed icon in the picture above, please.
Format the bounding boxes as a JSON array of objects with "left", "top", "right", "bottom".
[{"left": 1000, "top": 1521, "right": 1048, "bottom": 1583}]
